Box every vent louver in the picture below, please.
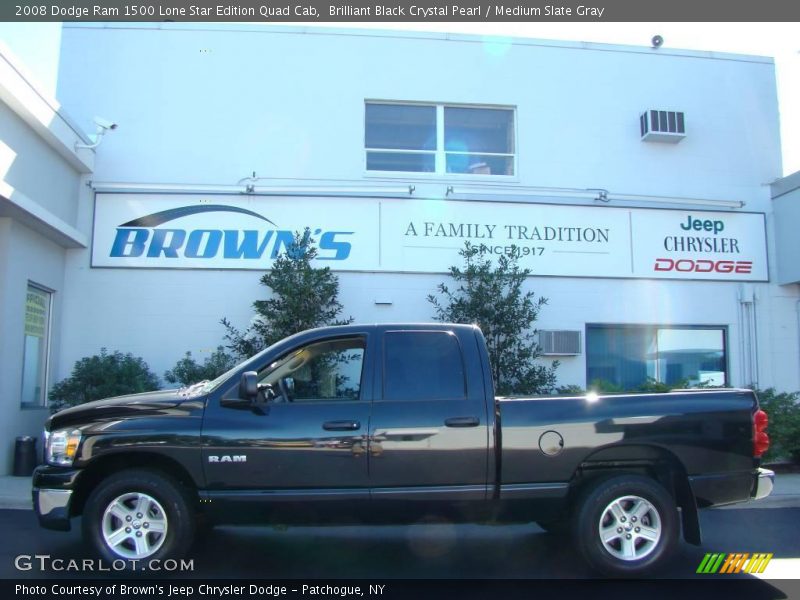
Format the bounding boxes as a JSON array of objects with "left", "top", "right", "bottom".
[
  {"left": 640, "top": 110, "right": 686, "bottom": 143},
  {"left": 539, "top": 330, "right": 582, "bottom": 355}
]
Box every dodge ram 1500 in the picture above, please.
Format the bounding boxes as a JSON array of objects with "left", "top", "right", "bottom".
[{"left": 33, "top": 323, "right": 773, "bottom": 575}]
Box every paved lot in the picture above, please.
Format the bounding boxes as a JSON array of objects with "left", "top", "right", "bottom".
[
  {"left": 2, "top": 506, "right": 798, "bottom": 581},
  {"left": 5, "top": 472, "right": 798, "bottom": 600}
]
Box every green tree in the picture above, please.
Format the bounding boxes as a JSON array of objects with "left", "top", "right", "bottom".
[
  {"left": 755, "top": 388, "right": 800, "bottom": 463},
  {"left": 164, "top": 346, "right": 237, "bottom": 386},
  {"left": 428, "top": 242, "right": 558, "bottom": 396},
  {"left": 221, "top": 229, "right": 352, "bottom": 358},
  {"left": 48, "top": 349, "right": 160, "bottom": 413}
]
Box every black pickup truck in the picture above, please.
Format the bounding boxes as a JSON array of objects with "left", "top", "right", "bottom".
[{"left": 33, "top": 323, "right": 773, "bottom": 575}]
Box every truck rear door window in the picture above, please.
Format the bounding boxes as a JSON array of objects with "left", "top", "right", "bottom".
[{"left": 383, "top": 331, "right": 466, "bottom": 401}]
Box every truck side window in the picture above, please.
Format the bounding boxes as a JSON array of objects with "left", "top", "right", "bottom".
[
  {"left": 383, "top": 331, "right": 466, "bottom": 401},
  {"left": 259, "top": 337, "right": 365, "bottom": 403}
]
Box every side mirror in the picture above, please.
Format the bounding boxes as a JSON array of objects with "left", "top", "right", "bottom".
[{"left": 239, "top": 371, "right": 258, "bottom": 399}]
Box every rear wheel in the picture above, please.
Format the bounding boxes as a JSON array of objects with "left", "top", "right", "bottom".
[
  {"left": 82, "top": 469, "right": 195, "bottom": 567},
  {"left": 574, "top": 474, "right": 678, "bottom": 576}
]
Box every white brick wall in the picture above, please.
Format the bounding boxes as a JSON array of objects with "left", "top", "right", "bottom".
[{"left": 51, "top": 25, "right": 798, "bottom": 392}]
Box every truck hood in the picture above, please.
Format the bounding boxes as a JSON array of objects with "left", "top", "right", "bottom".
[{"left": 47, "top": 389, "right": 203, "bottom": 431}]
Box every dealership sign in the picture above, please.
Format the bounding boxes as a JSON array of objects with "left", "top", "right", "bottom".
[{"left": 92, "top": 193, "right": 768, "bottom": 281}]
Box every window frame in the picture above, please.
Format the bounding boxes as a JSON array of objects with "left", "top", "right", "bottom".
[
  {"left": 364, "top": 100, "right": 519, "bottom": 181},
  {"left": 20, "top": 282, "right": 54, "bottom": 408},
  {"left": 585, "top": 323, "right": 730, "bottom": 390}
]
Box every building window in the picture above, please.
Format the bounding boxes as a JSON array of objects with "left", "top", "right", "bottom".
[
  {"left": 21, "top": 284, "right": 52, "bottom": 407},
  {"left": 365, "top": 102, "right": 515, "bottom": 176},
  {"left": 586, "top": 325, "right": 727, "bottom": 391}
]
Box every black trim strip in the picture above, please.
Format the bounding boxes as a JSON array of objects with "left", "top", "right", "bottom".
[
  {"left": 370, "top": 485, "right": 487, "bottom": 501},
  {"left": 204, "top": 488, "right": 369, "bottom": 503},
  {"left": 499, "top": 483, "right": 569, "bottom": 500}
]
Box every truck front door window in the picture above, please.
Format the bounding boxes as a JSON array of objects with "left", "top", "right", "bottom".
[{"left": 259, "top": 338, "right": 365, "bottom": 403}]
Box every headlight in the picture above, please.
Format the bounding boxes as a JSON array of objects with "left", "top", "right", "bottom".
[{"left": 45, "top": 429, "right": 82, "bottom": 466}]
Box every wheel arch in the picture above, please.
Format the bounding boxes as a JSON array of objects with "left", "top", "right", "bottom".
[
  {"left": 567, "top": 443, "right": 701, "bottom": 545},
  {"left": 70, "top": 452, "right": 200, "bottom": 518}
]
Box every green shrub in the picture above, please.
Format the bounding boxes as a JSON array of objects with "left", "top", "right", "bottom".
[
  {"left": 636, "top": 377, "right": 691, "bottom": 393},
  {"left": 164, "top": 346, "right": 237, "bottom": 386},
  {"left": 755, "top": 388, "right": 800, "bottom": 463},
  {"left": 48, "top": 349, "right": 160, "bottom": 413},
  {"left": 554, "top": 380, "right": 623, "bottom": 394},
  {"left": 564, "top": 378, "right": 698, "bottom": 394},
  {"left": 556, "top": 384, "right": 585, "bottom": 395},
  {"left": 587, "top": 379, "right": 624, "bottom": 393}
]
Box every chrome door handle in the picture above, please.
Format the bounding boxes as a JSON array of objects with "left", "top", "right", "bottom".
[{"left": 444, "top": 416, "right": 480, "bottom": 428}]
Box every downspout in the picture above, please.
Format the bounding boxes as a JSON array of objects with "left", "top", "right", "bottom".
[
  {"left": 738, "top": 285, "right": 759, "bottom": 389},
  {"left": 797, "top": 298, "right": 800, "bottom": 390}
]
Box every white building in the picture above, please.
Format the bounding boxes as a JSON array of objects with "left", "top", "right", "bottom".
[
  {"left": 0, "top": 43, "right": 94, "bottom": 473},
  {"left": 1, "top": 23, "right": 798, "bottom": 473}
]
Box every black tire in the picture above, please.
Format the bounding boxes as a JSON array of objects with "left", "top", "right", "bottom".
[
  {"left": 574, "top": 474, "right": 679, "bottom": 576},
  {"left": 82, "top": 469, "right": 195, "bottom": 567}
]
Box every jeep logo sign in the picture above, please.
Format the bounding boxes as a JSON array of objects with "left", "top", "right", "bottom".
[
  {"left": 92, "top": 193, "right": 768, "bottom": 282},
  {"left": 680, "top": 215, "right": 725, "bottom": 235}
]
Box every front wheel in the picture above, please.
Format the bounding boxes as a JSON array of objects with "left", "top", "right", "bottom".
[
  {"left": 574, "top": 474, "right": 679, "bottom": 576},
  {"left": 82, "top": 469, "right": 195, "bottom": 567}
]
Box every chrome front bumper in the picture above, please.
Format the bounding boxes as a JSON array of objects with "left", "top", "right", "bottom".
[{"left": 753, "top": 467, "right": 775, "bottom": 501}]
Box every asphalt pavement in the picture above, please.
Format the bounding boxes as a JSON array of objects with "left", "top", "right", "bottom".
[
  {"left": 1, "top": 506, "right": 799, "bottom": 581},
  {"left": 3, "top": 472, "right": 800, "bottom": 582}
]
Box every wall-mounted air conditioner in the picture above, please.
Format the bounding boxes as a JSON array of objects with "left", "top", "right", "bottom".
[
  {"left": 640, "top": 110, "right": 686, "bottom": 143},
  {"left": 539, "top": 330, "right": 582, "bottom": 356}
]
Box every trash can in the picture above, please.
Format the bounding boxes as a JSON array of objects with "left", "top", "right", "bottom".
[{"left": 13, "top": 436, "right": 37, "bottom": 476}]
